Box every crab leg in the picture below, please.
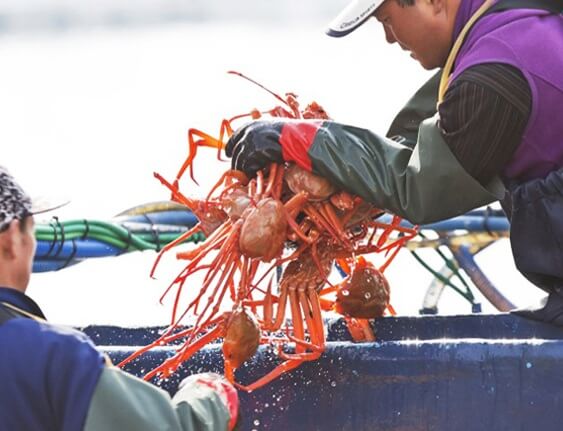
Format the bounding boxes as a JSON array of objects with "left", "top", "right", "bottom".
[{"left": 144, "top": 323, "right": 225, "bottom": 381}]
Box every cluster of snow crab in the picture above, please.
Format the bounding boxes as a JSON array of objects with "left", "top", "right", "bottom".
[{"left": 118, "top": 72, "right": 418, "bottom": 391}]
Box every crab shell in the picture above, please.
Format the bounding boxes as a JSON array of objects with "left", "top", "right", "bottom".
[
  {"left": 222, "top": 307, "right": 261, "bottom": 369},
  {"left": 239, "top": 198, "right": 287, "bottom": 262},
  {"left": 335, "top": 264, "right": 390, "bottom": 319}
]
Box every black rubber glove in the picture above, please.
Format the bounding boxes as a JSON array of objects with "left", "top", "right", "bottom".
[
  {"left": 225, "top": 119, "right": 324, "bottom": 177},
  {"left": 225, "top": 121, "right": 285, "bottom": 177}
]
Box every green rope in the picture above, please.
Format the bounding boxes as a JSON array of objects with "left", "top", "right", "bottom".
[
  {"left": 417, "top": 231, "right": 475, "bottom": 302},
  {"left": 35, "top": 219, "right": 205, "bottom": 253},
  {"left": 409, "top": 249, "right": 475, "bottom": 304}
]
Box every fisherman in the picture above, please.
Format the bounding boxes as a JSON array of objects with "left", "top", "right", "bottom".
[
  {"left": 0, "top": 166, "right": 239, "bottom": 431},
  {"left": 225, "top": 0, "right": 563, "bottom": 323}
]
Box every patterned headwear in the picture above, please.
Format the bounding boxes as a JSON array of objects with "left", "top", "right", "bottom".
[{"left": 0, "top": 166, "right": 66, "bottom": 232}]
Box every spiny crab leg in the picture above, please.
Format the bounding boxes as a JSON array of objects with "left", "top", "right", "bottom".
[
  {"left": 227, "top": 71, "right": 294, "bottom": 112},
  {"left": 303, "top": 204, "right": 351, "bottom": 250},
  {"left": 117, "top": 314, "right": 223, "bottom": 370},
  {"left": 234, "top": 359, "right": 305, "bottom": 392},
  {"left": 206, "top": 169, "right": 249, "bottom": 202},
  {"left": 149, "top": 224, "right": 203, "bottom": 279},
  {"left": 263, "top": 163, "right": 284, "bottom": 198},
  {"left": 343, "top": 317, "right": 376, "bottom": 342},
  {"left": 179, "top": 231, "right": 242, "bottom": 340},
  {"left": 177, "top": 120, "right": 233, "bottom": 186},
  {"left": 235, "top": 287, "right": 325, "bottom": 392},
  {"left": 144, "top": 323, "right": 225, "bottom": 381}
]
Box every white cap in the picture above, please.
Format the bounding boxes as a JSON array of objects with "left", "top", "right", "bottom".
[{"left": 326, "top": 0, "right": 385, "bottom": 38}]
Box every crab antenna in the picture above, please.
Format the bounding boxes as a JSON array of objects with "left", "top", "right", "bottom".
[{"left": 227, "top": 70, "right": 289, "bottom": 108}]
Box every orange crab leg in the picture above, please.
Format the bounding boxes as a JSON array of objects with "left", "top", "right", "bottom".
[
  {"left": 159, "top": 240, "right": 226, "bottom": 306},
  {"left": 302, "top": 288, "right": 325, "bottom": 346},
  {"left": 260, "top": 279, "right": 290, "bottom": 331},
  {"left": 318, "top": 201, "right": 349, "bottom": 245},
  {"left": 150, "top": 224, "right": 203, "bottom": 279},
  {"left": 278, "top": 334, "right": 324, "bottom": 357},
  {"left": 227, "top": 71, "right": 290, "bottom": 109},
  {"left": 279, "top": 289, "right": 325, "bottom": 360},
  {"left": 228, "top": 108, "right": 262, "bottom": 123},
  {"left": 177, "top": 125, "right": 229, "bottom": 185},
  {"left": 118, "top": 314, "right": 224, "bottom": 370},
  {"left": 377, "top": 230, "right": 417, "bottom": 273},
  {"left": 235, "top": 359, "right": 305, "bottom": 392},
  {"left": 272, "top": 162, "right": 286, "bottom": 200},
  {"left": 248, "top": 238, "right": 314, "bottom": 293},
  {"left": 255, "top": 169, "right": 265, "bottom": 199},
  {"left": 144, "top": 323, "right": 225, "bottom": 381},
  {"left": 309, "top": 241, "right": 334, "bottom": 288},
  {"left": 180, "top": 233, "right": 241, "bottom": 332},
  {"left": 288, "top": 286, "right": 306, "bottom": 354},
  {"left": 167, "top": 232, "right": 231, "bottom": 317},
  {"left": 117, "top": 325, "right": 195, "bottom": 369},
  {"left": 262, "top": 163, "right": 278, "bottom": 197},
  {"left": 235, "top": 297, "right": 326, "bottom": 391},
  {"left": 344, "top": 317, "right": 376, "bottom": 342},
  {"left": 188, "top": 256, "right": 241, "bottom": 335},
  {"left": 368, "top": 219, "right": 417, "bottom": 243},
  {"left": 303, "top": 204, "right": 350, "bottom": 249},
  {"left": 206, "top": 169, "right": 249, "bottom": 202},
  {"left": 175, "top": 221, "right": 231, "bottom": 261},
  {"left": 260, "top": 279, "right": 275, "bottom": 326}
]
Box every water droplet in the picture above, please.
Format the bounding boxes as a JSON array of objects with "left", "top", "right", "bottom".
[
  {"left": 364, "top": 292, "right": 372, "bottom": 299},
  {"left": 341, "top": 289, "right": 350, "bottom": 296},
  {"left": 526, "top": 362, "right": 532, "bottom": 369},
  {"left": 254, "top": 420, "right": 261, "bottom": 426},
  {"left": 265, "top": 403, "right": 269, "bottom": 408},
  {"left": 330, "top": 381, "right": 337, "bottom": 387}
]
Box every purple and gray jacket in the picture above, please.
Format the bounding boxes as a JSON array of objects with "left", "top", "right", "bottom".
[
  {"left": 451, "top": 0, "right": 563, "bottom": 291},
  {"left": 451, "top": 0, "right": 563, "bottom": 183}
]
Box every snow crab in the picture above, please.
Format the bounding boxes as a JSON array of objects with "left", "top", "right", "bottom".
[{"left": 121, "top": 75, "right": 418, "bottom": 391}]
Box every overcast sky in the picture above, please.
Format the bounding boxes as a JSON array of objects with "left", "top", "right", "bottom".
[{"left": 0, "top": 0, "right": 346, "bottom": 33}]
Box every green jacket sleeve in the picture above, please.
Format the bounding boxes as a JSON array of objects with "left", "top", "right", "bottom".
[
  {"left": 386, "top": 70, "right": 441, "bottom": 145},
  {"left": 308, "top": 114, "right": 505, "bottom": 225},
  {"left": 83, "top": 367, "right": 230, "bottom": 431}
]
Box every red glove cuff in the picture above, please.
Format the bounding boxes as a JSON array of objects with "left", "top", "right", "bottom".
[
  {"left": 280, "top": 120, "right": 323, "bottom": 171},
  {"left": 195, "top": 376, "right": 239, "bottom": 430}
]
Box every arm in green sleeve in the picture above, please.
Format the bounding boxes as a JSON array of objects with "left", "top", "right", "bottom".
[
  {"left": 386, "top": 70, "right": 441, "bottom": 145},
  {"left": 308, "top": 115, "right": 505, "bottom": 225},
  {"left": 83, "top": 367, "right": 230, "bottom": 431}
]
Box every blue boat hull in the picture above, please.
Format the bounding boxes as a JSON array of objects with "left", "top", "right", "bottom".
[{"left": 85, "top": 315, "right": 563, "bottom": 430}]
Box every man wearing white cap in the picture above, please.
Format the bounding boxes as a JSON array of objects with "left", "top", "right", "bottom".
[
  {"left": 226, "top": 0, "right": 563, "bottom": 323},
  {"left": 0, "top": 166, "right": 239, "bottom": 430}
]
